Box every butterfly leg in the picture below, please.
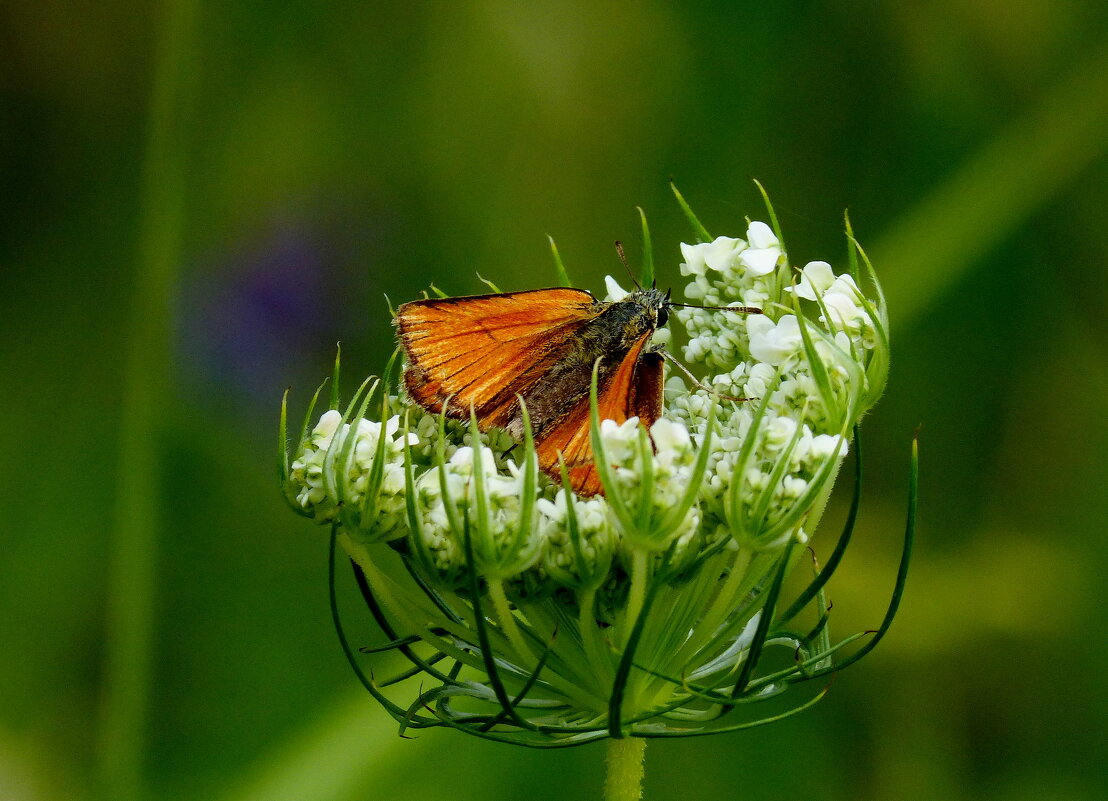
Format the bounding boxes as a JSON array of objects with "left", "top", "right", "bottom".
[{"left": 657, "top": 348, "right": 754, "bottom": 403}]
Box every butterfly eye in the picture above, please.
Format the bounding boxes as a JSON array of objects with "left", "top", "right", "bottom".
[{"left": 656, "top": 306, "right": 669, "bottom": 328}]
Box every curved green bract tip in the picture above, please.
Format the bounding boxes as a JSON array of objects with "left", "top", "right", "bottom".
[
  {"left": 670, "top": 182, "right": 711, "bottom": 243},
  {"left": 548, "top": 235, "right": 572, "bottom": 287},
  {"left": 637, "top": 207, "right": 654, "bottom": 289},
  {"left": 329, "top": 343, "right": 342, "bottom": 410},
  {"left": 753, "top": 179, "right": 784, "bottom": 253}
]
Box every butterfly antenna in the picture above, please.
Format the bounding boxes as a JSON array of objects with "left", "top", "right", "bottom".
[
  {"left": 669, "top": 302, "right": 764, "bottom": 314},
  {"left": 614, "top": 241, "right": 641, "bottom": 289}
]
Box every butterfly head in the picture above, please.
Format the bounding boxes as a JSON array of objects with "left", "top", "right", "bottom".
[{"left": 625, "top": 286, "right": 672, "bottom": 333}]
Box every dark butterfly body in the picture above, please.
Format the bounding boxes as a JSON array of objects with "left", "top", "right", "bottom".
[{"left": 396, "top": 287, "right": 671, "bottom": 496}]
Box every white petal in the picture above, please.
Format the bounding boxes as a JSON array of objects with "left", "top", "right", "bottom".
[
  {"left": 650, "top": 418, "right": 690, "bottom": 452},
  {"left": 738, "top": 246, "right": 780, "bottom": 276},
  {"left": 703, "top": 236, "right": 745, "bottom": 272},
  {"left": 802, "top": 261, "right": 835, "bottom": 293},
  {"left": 478, "top": 448, "right": 497, "bottom": 474},
  {"left": 786, "top": 281, "right": 816, "bottom": 301},
  {"left": 749, "top": 362, "right": 776, "bottom": 383},
  {"left": 822, "top": 291, "right": 862, "bottom": 325},
  {"left": 786, "top": 260, "right": 835, "bottom": 300},
  {"left": 679, "top": 242, "right": 708, "bottom": 276},
  {"left": 746, "top": 221, "right": 779, "bottom": 249},
  {"left": 535, "top": 498, "right": 560, "bottom": 519},
  {"left": 765, "top": 415, "right": 798, "bottom": 446},
  {"left": 313, "top": 409, "right": 342, "bottom": 438},
  {"left": 745, "top": 314, "right": 775, "bottom": 343},
  {"left": 449, "top": 446, "right": 474, "bottom": 467},
  {"left": 604, "top": 275, "right": 630, "bottom": 301},
  {"left": 829, "top": 273, "right": 862, "bottom": 297},
  {"left": 747, "top": 314, "right": 802, "bottom": 365}
]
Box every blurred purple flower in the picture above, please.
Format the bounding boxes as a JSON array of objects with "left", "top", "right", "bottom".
[{"left": 178, "top": 214, "right": 366, "bottom": 411}]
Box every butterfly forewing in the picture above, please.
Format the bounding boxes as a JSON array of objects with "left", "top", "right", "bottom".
[{"left": 398, "top": 288, "right": 598, "bottom": 426}]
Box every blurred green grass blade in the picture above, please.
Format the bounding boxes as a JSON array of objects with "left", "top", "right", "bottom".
[
  {"left": 477, "top": 273, "right": 503, "bottom": 293},
  {"left": 278, "top": 388, "right": 291, "bottom": 482},
  {"left": 98, "top": 1, "right": 199, "bottom": 799},
  {"left": 217, "top": 690, "right": 423, "bottom": 801},
  {"left": 874, "top": 42, "right": 1108, "bottom": 326}
]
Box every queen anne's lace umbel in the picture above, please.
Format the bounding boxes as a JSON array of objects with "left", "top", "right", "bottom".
[{"left": 280, "top": 197, "right": 906, "bottom": 746}]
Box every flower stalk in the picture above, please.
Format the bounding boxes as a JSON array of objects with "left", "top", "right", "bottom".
[{"left": 605, "top": 737, "right": 647, "bottom": 801}]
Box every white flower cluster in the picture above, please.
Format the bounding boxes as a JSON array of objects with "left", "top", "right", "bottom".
[
  {"left": 536, "top": 491, "right": 614, "bottom": 590},
  {"left": 670, "top": 220, "right": 883, "bottom": 546},
  {"left": 788, "top": 260, "right": 876, "bottom": 346},
  {"left": 412, "top": 445, "right": 540, "bottom": 584},
  {"left": 676, "top": 224, "right": 878, "bottom": 403},
  {"left": 382, "top": 397, "right": 519, "bottom": 466},
  {"left": 286, "top": 216, "right": 886, "bottom": 587},
  {"left": 289, "top": 409, "right": 416, "bottom": 539},
  {"left": 594, "top": 416, "right": 702, "bottom": 553},
  {"left": 678, "top": 222, "right": 783, "bottom": 370}
]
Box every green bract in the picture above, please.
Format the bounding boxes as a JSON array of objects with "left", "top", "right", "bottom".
[{"left": 278, "top": 189, "right": 915, "bottom": 747}]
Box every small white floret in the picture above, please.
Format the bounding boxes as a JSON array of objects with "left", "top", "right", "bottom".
[
  {"left": 738, "top": 222, "right": 782, "bottom": 276},
  {"left": 747, "top": 315, "right": 803, "bottom": 366},
  {"left": 787, "top": 261, "right": 836, "bottom": 301}
]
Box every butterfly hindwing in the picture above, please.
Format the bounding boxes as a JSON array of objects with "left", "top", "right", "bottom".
[{"left": 534, "top": 332, "right": 663, "bottom": 496}]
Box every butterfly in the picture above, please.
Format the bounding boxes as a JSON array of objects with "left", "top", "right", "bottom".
[{"left": 396, "top": 285, "right": 758, "bottom": 496}]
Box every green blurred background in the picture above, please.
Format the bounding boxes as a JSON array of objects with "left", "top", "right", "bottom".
[{"left": 3, "top": 1, "right": 1107, "bottom": 799}]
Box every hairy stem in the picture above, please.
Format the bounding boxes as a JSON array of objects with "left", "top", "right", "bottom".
[{"left": 604, "top": 737, "right": 647, "bottom": 801}]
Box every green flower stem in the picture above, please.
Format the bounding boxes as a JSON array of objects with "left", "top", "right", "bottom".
[
  {"left": 578, "top": 587, "right": 614, "bottom": 686},
  {"left": 341, "top": 539, "right": 461, "bottom": 656},
  {"left": 343, "top": 536, "right": 608, "bottom": 711},
  {"left": 604, "top": 737, "right": 647, "bottom": 801},
  {"left": 681, "top": 545, "right": 753, "bottom": 659},
  {"left": 486, "top": 578, "right": 533, "bottom": 665},
  {"left": 623, "top": 549, "right": 650, "bottom": 648}
]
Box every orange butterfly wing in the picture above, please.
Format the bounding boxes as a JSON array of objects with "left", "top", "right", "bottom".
[
  {"left": 534, "top": 331, "right": 664, "bottom": 496},
  {"left": 397, "top": 288, "right": 598, "bottom": 428}
]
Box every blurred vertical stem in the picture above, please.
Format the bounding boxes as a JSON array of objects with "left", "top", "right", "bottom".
[
  {"left": 97, "top": 2, "right": 198, "bottom": 799},
  {"left": 605, "top": 738, "right": 647, "bottom": 801}
]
